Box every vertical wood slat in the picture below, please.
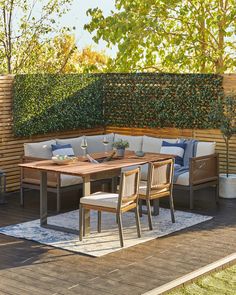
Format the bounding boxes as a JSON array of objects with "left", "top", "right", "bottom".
[{"left": 0, "top": 74, "right": 236, "bottom": 191}]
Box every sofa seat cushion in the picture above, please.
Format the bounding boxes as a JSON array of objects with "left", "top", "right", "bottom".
[
  {"left": 114, "top": 134, "right": 143, "bottom": 152},
  {"left": 196, "top": 142, "right": 216, "bottom": 157},
  {"left": 24, "top": 140, "right": 56, "bottom": 159},
  {"left": 81, "top": 192, "right": 121, "bottom": 209},
  {"left": 86, "top": 133, "right": 114, "bottom": 154},
  {"left": 142, "top": 136, "right": 176, "bottom": 153},
  {"left": 175, "top": 172, "right": 189, "bottom": 186},
  {"left": 60, "top": 174, "right": 83, "bottom": 187},
  {"left": 56, "top": 137, "right": 84, "bottom": 156}
]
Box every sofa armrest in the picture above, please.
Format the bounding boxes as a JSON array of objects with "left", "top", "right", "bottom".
[
  {"left": 189, "top": 153, "right": 219, "bottom": 185},
  {"left": 21, "top": 156, "right": 60, "bottom": 186}
]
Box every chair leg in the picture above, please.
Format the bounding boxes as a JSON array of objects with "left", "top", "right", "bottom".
[
  {"left": 146, "top": 199, "right": 153, "bottom": 230},
  {"left": 97, "top": 211, "right": 102, "bottom": 233},
  {"left": 153, "top": 199, "right": 159, "bottom": 216},
  {"left": 135, "top": 206, "right": 141, "bottom": 238},
  {"left": 117, "top": 213, "right": 124, "bottom": 247},
  {"left": 215, "top": 183, "right": 220, "bottom": 205},
  {"left": 20, "top": 186, "right": 24, "bottom": 207},
  {"left": 79, "top": 205, "right": 83, "bottom": 241},
  {"left": 190, "top": 187, "right": 194, "bottom": 210},
  {"left": 56, "top": 187, "right": 61, "bottom": 213},
  {"left": 139, "top": 199, "right": 143, "bottom": 217},
  {"left": 169, "top": 194, "right": 175, "bottom": 223}
]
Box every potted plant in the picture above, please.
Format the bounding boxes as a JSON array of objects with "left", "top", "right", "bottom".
[
  {"left": 112, "top": 139, "right": 129, "bottom": 157},
  {"left": 212, "top": 93, "right": 236, "bottom": 198}
]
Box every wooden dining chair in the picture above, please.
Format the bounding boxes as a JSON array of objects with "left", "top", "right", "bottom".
[
  {"left": 139, "top": 159, "right": 175, "bottom": 230},
  {"left": 79, "top": 167, "right": 141, "bottom": 247}
]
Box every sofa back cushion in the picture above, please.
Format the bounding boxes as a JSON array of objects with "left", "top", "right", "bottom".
[
  {"left": 160, "top": 141, "right": 186, "bottom": 166},
  {"left": 195, "top": 142, "right": 216, "bottom": 157},
  {"left": 56, "top": 137, "right": 84, "bottom": 156},
  {"left": 87, "top": 133, "right": 114, "bottom": 154},
  {"left": 24, "top": 139, "right": 56, "bottom": 159},
  {"left": 142, "top": 136, "right": 176, "bottom": 153},
  {"left": 114, "top": 134, "right": 143, "bottom": 151},
  {"left": 51, "top": 144, "right": 75, "bottom": 156}
]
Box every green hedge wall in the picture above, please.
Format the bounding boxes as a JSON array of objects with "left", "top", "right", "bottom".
[
  {"left": 103, "top": 73, "right": 224, "bottom": 129},
  {"left": 13, "top": 73, "right": 223, "bottom": 137},
  {"left": 13, "top": 74, "right": 104, "bottom": 136}
]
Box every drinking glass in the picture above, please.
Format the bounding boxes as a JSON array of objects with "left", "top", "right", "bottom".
[
  {"left": 80, "top": 136, "right": 88, "bottom": 158},
  {"left": 103, "top": 135, "right": 109, "bottom": 154}
]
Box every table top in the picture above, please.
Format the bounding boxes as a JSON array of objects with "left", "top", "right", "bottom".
[{"left": 19, "top": 151, "right": 174, "bottom": 177}]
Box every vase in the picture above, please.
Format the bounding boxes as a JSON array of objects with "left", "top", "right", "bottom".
[
  {"left": 116, "top": 148, "right": 125, "bottom": 157},
  {"left": 219, "top": 173, "right": 236, "bottom": 198}
]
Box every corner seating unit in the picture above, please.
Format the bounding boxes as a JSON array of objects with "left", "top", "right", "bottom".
[{"left": 21, "top": 133, "right": 219, "bottom": 211}]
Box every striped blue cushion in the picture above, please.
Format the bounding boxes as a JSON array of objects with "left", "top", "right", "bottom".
[
  {"left": 160, "top": 141, "right": 186, "bottom": 166},
  {"left": 51, "top": 144, "right": 75, "bottom": 157}
]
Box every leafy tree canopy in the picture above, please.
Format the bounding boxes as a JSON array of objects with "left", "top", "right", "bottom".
[{"left": 85, "top": 0, "right": 236, "bottom": 73}]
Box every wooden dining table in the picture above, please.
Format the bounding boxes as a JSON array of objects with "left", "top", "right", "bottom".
[{"left": 19, "top": 151, "right": 174, "bottom": 235}]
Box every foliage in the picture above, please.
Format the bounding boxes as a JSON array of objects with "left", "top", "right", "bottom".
[
  {"left": 103, "top": 73, "right": 224, "bottom": 129},
  {"left": 210, "top": 93, "right": 236, "bottom": 176},
  {"left": 0, "top": 0, "right": 73, "bottom": 74},
  {"left": 13, "top": 74, "right": 104, "bottom": 136},
  {"left": 85, "top": 0, "right": 236, "bottom": 73},
  {"left": 112, "top": 140, "right": 129, "bottom": 149},
  {"left": 13, "top": 73, "right": 223, "bottom": 137},
  {"left": 17, "top": 34, "right": 108, "bottom": 74}
]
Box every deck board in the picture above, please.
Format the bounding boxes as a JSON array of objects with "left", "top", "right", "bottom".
[{"left": 0, "top": 188, "right": 235, "bottom": 294}]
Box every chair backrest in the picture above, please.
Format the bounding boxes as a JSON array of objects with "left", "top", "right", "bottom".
[
  {"left": 147, "top": 159, "right": 174, "bottom": 195},
  {"left": 118, "top": 167, "right": 140, "bottom": 210}
]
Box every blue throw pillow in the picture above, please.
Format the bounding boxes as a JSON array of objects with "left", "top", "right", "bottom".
[
  {"left": 51, "top": 144, "right": 75, "bottom": 157},
  {"left": 160, "top": 141, "right": 186, "bottom": 166}
]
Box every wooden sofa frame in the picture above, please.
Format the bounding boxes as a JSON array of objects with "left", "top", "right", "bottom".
[{"left": 174, "top": 153, "right": 219, "bottom": 209}]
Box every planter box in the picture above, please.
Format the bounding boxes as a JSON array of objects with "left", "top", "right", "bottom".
[{"left": 219, "top": 174, "right": 236, "bottom": 199}]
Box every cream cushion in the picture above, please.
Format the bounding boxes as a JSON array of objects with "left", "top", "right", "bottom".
[
  {"left": 195, "top": 142, "right": 216, "bottom": 157},
  {"left": 80, "top": 192, "right": 120, "bottom": 209},
  {"left": 175, "top": 172, "right": 189, "bottom": 186},
  {"left": 24, "top": 140, "right": 56, "bottom": 159},
  {"left": 60, "top": 174, "right": 83, "bottom": 187},
  {"left": 56, "top": 137, "right": 84, "bottom": 156},
  {"left": 142, "top": 136, "right": 177, "bottom": 153},
  {"left": 87, "top": 133, "right": 114, "bottom": 154},
  {"left": 114, "top": 134, "right": 143, "bottom": 151}
]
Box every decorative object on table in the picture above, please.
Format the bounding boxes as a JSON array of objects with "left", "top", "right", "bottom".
[
  {"left": 51, "top": 155, "right": 77, "bottom": 165},
  {"left": 0, "top": 170, "right": 7, "bottom": 205},
  {"left": 135, "top": 151, "right": 145, "bottom": 157},
  {"left": 80, "top": 135, "right": 88, "bottom": 158},
  {"left": 0, "top": 208, "right": 213, "bottom": 257},
  {"left": 103, "top": 151, "right": 116, "bottom": 162},
  {"left": 211, "top": 93, "right": 236, "bottom": 198},
  {"left": 86, "top": 154, "right": 99, "bottom": 164},
  {"left": 112, "top": 139, "right": 129, "bottom": 157},
  {"left": 102, "top": 135, "right": 109, "bottom": 154},
  {"left": 51, "top": 143, "right": 75, "bottom": 157}
]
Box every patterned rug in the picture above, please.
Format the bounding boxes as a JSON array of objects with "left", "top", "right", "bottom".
[{"left": 0, "top": 209, "right": 212, "bottom": 257}]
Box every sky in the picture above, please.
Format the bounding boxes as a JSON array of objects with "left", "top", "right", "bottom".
[{"left": 61, "top": 0, "right": 117, "bottom": 57}]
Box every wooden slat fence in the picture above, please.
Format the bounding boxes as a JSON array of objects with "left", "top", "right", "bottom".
[{"left": 0, "top": 74, "right": 236, "bottom": 191}]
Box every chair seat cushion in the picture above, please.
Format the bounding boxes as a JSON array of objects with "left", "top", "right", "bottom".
[
  {"left": 60, "top": 174, "right": 83, "bottom": 187},
  {"left": 80, "top": 192, "right": 119, "bottom": 209},
  {"left": 174, "top": 172, "right": 189, "bottom": 186},
  {"left": 139, "top": 181, "right": 168, "bottom": 196}
]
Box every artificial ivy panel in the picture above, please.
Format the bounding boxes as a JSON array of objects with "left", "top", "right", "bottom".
[
  {"left": 13, "top": 74, "right": 104, "bottom": 136},
  {"left": 13, "top": 73, "right": 223, "bottom": 137}
]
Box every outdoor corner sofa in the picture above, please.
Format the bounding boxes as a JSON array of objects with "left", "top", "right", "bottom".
[{"left": 20, "top": 133, "right": 219, "bottom": 212}]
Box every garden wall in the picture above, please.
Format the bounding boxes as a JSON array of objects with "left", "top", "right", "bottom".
[{"left": 0, "top": 74, "right": 236, "bottom": 191}]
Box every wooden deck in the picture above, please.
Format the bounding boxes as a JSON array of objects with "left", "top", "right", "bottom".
[{"left": 0, "top": 187, "right": 235, "bottom": 295}]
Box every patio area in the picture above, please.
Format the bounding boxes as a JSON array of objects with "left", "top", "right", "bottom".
[{"left": 0, "top": 187, "right": 235, "bottom": 294}]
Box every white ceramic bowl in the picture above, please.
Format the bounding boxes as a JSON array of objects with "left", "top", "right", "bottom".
[{"left": 52, "top": 156, "right": 76, "bottom": 165}]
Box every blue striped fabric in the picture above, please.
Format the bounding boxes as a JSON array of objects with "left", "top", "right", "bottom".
[
  {"left": 160, "top": 141, "right": 186, "bottom": 166},
  {"left": 51, "top": 144, "right": 75, "bottom": 157}
]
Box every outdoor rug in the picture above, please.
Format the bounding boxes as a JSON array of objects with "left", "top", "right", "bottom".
[{"left": 0, "top": 209, "right": 212, "bottom": 257}]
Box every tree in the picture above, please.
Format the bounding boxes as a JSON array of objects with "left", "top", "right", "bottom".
[
  {"left": 85, "top": 0, "right": 236, "bottom": 73},
  {"left": 0, "top": 0, "right": 72, "bottom": 74}
]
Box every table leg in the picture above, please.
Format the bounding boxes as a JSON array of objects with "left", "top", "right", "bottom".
[
  {"left": 83, "top": 175, "right": 91, "bottom": 234},
  {"left": 40, "top": 171, "right": 48, "bottom": 226}
]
